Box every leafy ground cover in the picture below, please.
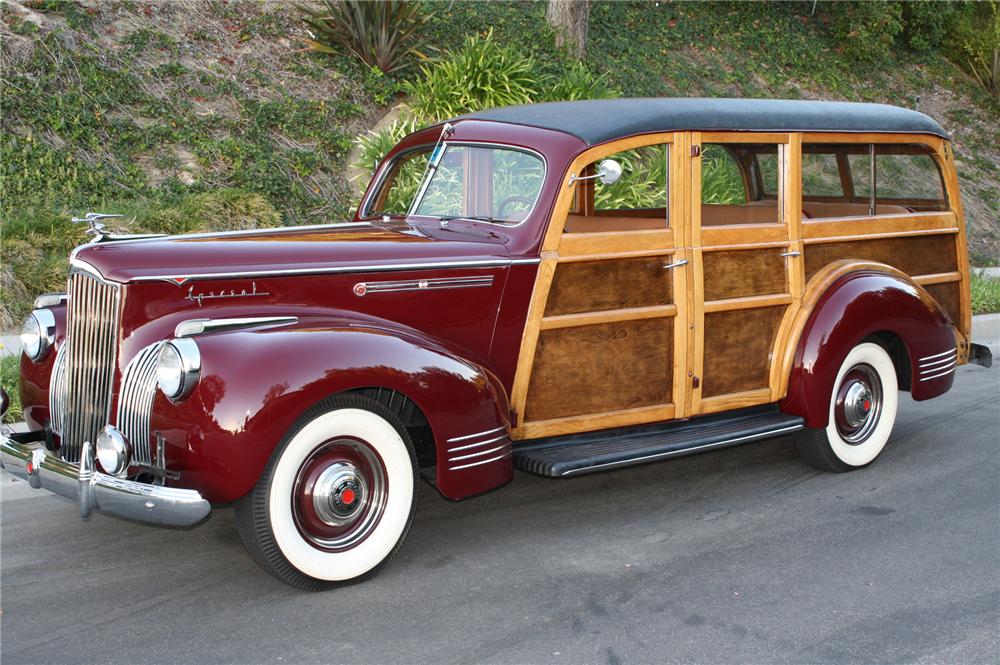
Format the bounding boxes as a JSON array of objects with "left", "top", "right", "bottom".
[
  {"left": 971, "top": 270, "right": 1000, "bottom": 314},
  {"left": 1, "top": 0, "right": 998, "bottom": 331}
]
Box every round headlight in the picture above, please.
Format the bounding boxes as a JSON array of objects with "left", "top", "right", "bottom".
[
  {"left": 156, "top": 338, "right": 201, "bottom": 401},
  {"left": 20, "top": 309, "right": 55, "bottom": 361},
  {"left": 96, "top": 425, "right": 131, "bottom": 476}
]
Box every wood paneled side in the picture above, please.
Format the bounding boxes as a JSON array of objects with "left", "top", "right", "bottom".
[
  {"left": 545, "top": 256, "right": 673, "bottom": 315},
  {"left": 702, "top": 248, "right": 788, "bottom": 300},
  {"left": 923, "top": 281, "right": 962, "bottom": 325},
  {"left": 804, "top": 235, "right": 958, "bottom": 281},
  {"left": 702, "top": 306, "right": 784, "bottom": 398},
  {"left": 525, "top": 318, "right": 673, "bottom": 421}
]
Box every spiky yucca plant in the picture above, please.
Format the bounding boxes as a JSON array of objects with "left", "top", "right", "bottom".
[{"left": 300, "top": 0, "right": 430, "bottom": 73}]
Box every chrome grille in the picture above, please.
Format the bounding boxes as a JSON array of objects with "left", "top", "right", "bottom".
[
  {"left": 62, "top": 270, "right": 122, "bottom": 462},
  {"left": 116, "top": 342, "right": 163, "bottom": 465},
  {"left": 48, "top": 342, "right": 68, "bottom": 434}
]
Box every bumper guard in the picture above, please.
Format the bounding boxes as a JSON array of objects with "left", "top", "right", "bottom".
[{"left": 1, "top": 427, "right": 210, "bottom": 527}]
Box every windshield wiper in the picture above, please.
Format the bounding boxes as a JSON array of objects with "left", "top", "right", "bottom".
[{"left": 438, "top": 214, "right": 503, "bottom": 224}]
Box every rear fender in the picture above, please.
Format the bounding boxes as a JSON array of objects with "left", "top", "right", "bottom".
[
  {"left": 150, "top": 314, "right": 511, "bottom": 503},
  {"left": 780, "top": 261, "right": 957, "bottom": 429}
]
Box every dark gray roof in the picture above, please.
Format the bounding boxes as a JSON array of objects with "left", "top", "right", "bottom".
[{"left": 456, "top": 98, "right": 948, "bottom": 145}]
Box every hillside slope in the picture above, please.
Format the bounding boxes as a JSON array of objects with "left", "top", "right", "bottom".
[{"left": 1, "top": 1, "right": 998, "bottom": 327}]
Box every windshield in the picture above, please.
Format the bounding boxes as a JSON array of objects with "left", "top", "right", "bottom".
[{"left": 408, "top": 144, "right": 545, "bottom": 224}]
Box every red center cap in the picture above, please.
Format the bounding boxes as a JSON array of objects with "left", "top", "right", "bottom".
[
  {"left": 863, "top": 399, "right": 871, "bottom": 411},
  {"left": 340, "top": 488, "right": 356, "bottom": 505}
]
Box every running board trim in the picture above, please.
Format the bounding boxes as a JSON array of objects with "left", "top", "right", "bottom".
[{"left": 513, "top": 406, "right": 805, "bottom": 478}]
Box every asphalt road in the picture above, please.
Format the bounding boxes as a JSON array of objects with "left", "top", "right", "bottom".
[{"left": 2, "top": 357, "right": 998, "bottom": 665}]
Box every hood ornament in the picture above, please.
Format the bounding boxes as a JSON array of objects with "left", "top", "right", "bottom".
[{"left": 71, "top": 212, "right": 126, "bottom": 241}]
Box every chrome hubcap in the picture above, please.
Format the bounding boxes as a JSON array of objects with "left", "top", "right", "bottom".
[
  {"left": 312, "top": 463, "right": 367, "bottom": 526},
  {"left": 834, "top": 364, "right": 883, "bottom": 445}
]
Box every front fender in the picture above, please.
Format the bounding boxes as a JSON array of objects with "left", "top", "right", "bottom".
[
  {"left": 780, "top": 265, "right": 957, "bottom": 429},
  {"left": 150, "top": 317, "right": 511, "bottom": 503}
]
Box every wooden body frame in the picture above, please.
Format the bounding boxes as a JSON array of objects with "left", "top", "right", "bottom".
[{"left": 510, "top": 131, "right": 968, "bottom": 441}]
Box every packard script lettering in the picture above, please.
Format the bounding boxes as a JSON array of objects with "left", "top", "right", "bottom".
[{"left": 186, "top": 282, "right": 270, "bottom": 307}]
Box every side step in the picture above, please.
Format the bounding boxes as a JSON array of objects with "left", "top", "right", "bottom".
[{"left": 513, "top": 406, "right": 805, "bottom": 478}]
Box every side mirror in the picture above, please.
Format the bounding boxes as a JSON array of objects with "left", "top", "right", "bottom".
[
  {"left": 0, "top": 387, "right": 8, "bottom": 421},
  {"left": 568, "top": 159, "right": 623, "bottom": 187},
  {"left": 595, "top": 159, "right": 623, "bottom": 185}
]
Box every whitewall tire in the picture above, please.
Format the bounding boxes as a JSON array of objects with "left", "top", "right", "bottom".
[
  {"left": 793, "top": 342, "right": 899, "bottom": 472},
  {"left": 236, "top": 394, "right": 417, "bottom": 590}
]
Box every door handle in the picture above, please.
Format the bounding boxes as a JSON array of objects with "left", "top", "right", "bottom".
[
  {"left": 779, "top": 250, "right": 801, "bottom": 258},
  {"left": 662, "top": 258, "right": 689, "bottom": 270}
]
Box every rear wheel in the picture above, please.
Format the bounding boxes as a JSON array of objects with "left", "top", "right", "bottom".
[
  {"left": 793, "top": 342, "right": 899, "bottom": 472},
  {"left": 235, "top": 394, "right": 417, "bottom": 590}
]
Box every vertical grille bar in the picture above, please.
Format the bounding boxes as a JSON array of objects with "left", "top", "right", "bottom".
[
  {"left": 116, "top": 342, "right": 163, "bottom": 465},
  {"left": 62, "top": 270, "right": 121, "bottom": 463}
]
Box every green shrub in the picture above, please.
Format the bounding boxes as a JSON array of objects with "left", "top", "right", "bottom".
[
  {"left": 0, "top": 354, "right": 22, "bottom": 424},
  {"left": 971, "top": 270, "right": 1000, "bottom": 314},
  {"left": 901, "top": 1, "right": 960, "bottom": 52},
  {"left": 701, "top": 147, "right": 746, "bottom": 205},
  {"left": 353, "top": 116, "right": 420, "bottom": 174},
  {"left": 404, "top": 29, "right": 537, "bottom": 121},
  {"left": 542, "top": 61, "right": 620, "bottom": 101},
  {"left": 949, "top": 1, "right": 1000, "bottom": 100},
  {"left": 299, "top": 0, "right": 431, "bottom": 73},
  {"left": 824, "top": 1, "right": 904, "bottom": 64}
]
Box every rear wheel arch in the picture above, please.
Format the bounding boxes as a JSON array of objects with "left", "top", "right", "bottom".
[{"left": 779, "top": 261, "right": 955, "bottom": 428}]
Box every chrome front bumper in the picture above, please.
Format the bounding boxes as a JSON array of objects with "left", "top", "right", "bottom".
[{"left": 0, "top": 428, "right": 210, "bottom": 527}]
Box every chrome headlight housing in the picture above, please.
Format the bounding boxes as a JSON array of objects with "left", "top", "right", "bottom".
[
  {"left": 96, "top": 425, "right": 132, "bottom": 476},
  {"left": 156, "top": 338, "right": 201, "bottom": 401},
  {"left": 20, "top": 308, "right": 56, "bottom": 361}
]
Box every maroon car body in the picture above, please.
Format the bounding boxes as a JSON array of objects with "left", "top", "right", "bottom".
[{"left": 3, "top": 98, "right": 989, "bottom": 588}]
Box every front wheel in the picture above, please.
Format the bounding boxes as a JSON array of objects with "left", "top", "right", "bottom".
[
  {"left": 793, "top": 342, "right": 899, "bottom": 472},
  {"left": 235, "top": 394, "right": 417, "bottom": 590}
]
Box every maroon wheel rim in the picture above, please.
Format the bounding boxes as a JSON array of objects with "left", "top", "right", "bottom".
[
  {"left": 833, "top": 364, "right": 882, "bottom": 445},
  {"left": 292, "top": 437, "right": 388, "bottom": 552}
]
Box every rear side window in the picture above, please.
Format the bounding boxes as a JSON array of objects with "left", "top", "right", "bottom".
[{"left": 801, "top": 143, "right": 948, "bottom": 219}]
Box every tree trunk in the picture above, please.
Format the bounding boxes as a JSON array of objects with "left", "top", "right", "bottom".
[{"left": 546, "top": 0, "right": 591, "bottom": 59}]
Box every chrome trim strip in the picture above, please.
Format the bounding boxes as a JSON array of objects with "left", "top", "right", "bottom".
[
  {"left": 447, "top": 443, "right": 511, "bottom": 463},
  {"left": 559, "top": 424, "right": 805, "bottom": 477},
  {"left": 446, "top": 425, "right": 507, "bottom": 443},
  {"left": 69, "top": 257, "right": 106, "bottom": 280},
  {"left": 447, "top": 433, "right": 509, "bottom": 453},
  {"left": 356, "top": 275, "right": 493, "bottom": 296},
  {"left": 919, "top": 363, "right": 956, "bottom": 379},
  {"left": 175, "top": 316, "right": 299, "bottom": 338},
  {"left": 448, "top": 450, "right": 512, "bottom": 472},
  {"left": 48, "top": 343, "right": 68, "bottom": 435},
  {"left": 918, "top": 348, "right": 957, "bottom": 363},
  {"left": 132, "top": 258, "right": 524, "bottom": 284},
  {"left": 919, "top": 354, "right": 956, "bottom": 369},
  {"left": 919, "top": 366, "right": 956, "bottom": 382},
  {"left": 34, "top": 293, "right": 68, "bottom": 308}
]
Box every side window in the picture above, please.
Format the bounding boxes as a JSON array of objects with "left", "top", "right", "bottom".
[
  {"left": 565, "top": 143, "right": 669, "bottom": 233},
  {"left": 594, "top": 145, "right": 667, "bottom": 212},
  {"left": 701, "top": 143, "right": 781, "bottom": 226},
  {"left": 875, "top": 146, "right": 948, "bottom": 211},
  {"left": 802, "top": 143, "right": 947, "bottom": 219},
  {"left": 801, "top": 151, "right": 844, "bottom": 198},
  {"left": 418, "top": 145, "right": 467, "bottom": 216},
  {"left": 701, "top": 145, "right": 745, "bottom": 204},
  {"left": 368, "top": 149, "right": 431, "bottom": 215}
]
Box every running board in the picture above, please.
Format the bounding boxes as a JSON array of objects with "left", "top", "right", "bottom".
[{"left": 513, "top": 406, "right": 805, "bottom": 478}]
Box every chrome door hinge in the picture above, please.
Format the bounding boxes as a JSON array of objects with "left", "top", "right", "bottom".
[{"left": 690, "top": 145, "right": 701, "bottom": 157}]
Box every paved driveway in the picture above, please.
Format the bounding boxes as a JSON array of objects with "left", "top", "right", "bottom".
[{"left": 2, "top": 357, "right": 997, "bottom": 664}]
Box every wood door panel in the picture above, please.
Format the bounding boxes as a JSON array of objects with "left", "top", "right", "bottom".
[
  {"left": 804, "top": 234, "right": 957, "bottom": 281},
  {"left": 702, "top": 248, "right": 788, "bottom": 301},
  {"left": 525, "top": 318, "right": 673, "bottom": 421},
  {"left": 701, "top": 306, "right": 785, "bottom": 398},
  {"left": 544, "top": 256, "right": 673, "bottom": 316}
]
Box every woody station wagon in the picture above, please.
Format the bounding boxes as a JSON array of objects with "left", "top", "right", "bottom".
[{"left": 2, "top": 98, "right": 992, "bottom": 589}]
